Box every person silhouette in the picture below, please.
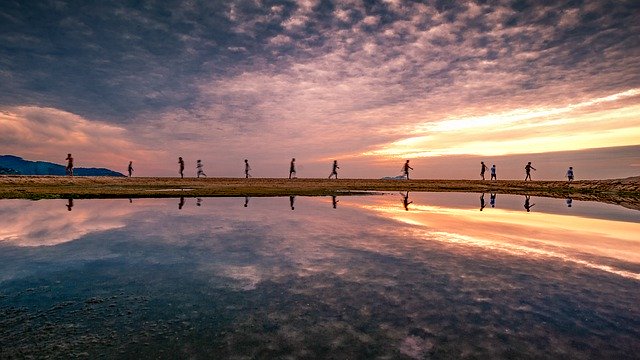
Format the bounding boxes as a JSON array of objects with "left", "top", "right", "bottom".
[
  {"left": 402, "top": 160, "right": 413, "bottom": 180},
  {"left": 480, "top": 193, "right": 486, "bottom": 211},
  {"left": 65, "top": 153, "right": 74, "bottom": 176},
  {"left": 566, "top": 166, "right": 574, "bottom": 183},
  {"left": 401, "top": 191, "right": 413, "bottom": 211},
  {"left": 289, "top": 158, "right": 296, "bottom": 179},
  {"left": 196, "top": 160, "right": 207, "bottom": 178},
  {"left": 244, "top": 196, "right": 250, "bottom": 207},
  {"left": 490, "top": 193, "right": 496, "bottom": 208},
  {"left": 178, "top": 197, "right": 185, "bottom": 209},
  {"left": 66, "top": 198, "right": 74, "bottom": 211},
  {"left": 480, "top": 162, "right": 488, "bottom": 180},
  {"left": 178, "top": 157, "right": 185, "bottom": 178},
  {"left": 524, "top": 195, "right": 535, "bottom": 212},
  {"left": 566, "top": 197, "right": 573, "bottom": 208},
  {"left": 490, "top": 165, "right": 497, "bottom": 181},
  {"left": 331, "top": 195, "right": 339, "bottom": 209},
  {"left": 329, "top": 160, "right": 339, "bottom": 179},
  {"left": 127, "top": 161, "right": 134, "bottom": 177},
  {"left": 244, "top": 159, "right": 251, "bottom": 178},
  {"left": 524, "top": 162, "right": 536, "bottom": 181},
  {"left": 289, "top": 195, "right": 296, "bottom": 210}
]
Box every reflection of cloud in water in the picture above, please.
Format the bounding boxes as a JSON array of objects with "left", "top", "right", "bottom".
[
  {"left": 0, "top": 199, "right": 138, "bottom": 247},
  {"left": 355, "top": 199, "right": 640, "bottom": 280}
]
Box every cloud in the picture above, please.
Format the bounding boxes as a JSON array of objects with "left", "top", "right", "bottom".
[{"left": 0, "top": 106, "right": 160, "bottom": 170}]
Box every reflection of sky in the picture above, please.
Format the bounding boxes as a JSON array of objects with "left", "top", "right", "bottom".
[{"left": 0, "top": 195, "right": 638, "bottom": 358}]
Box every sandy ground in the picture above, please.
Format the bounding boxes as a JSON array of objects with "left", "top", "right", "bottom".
[{"left": 1, "top": 176, "right": 638, "bottom": 208}]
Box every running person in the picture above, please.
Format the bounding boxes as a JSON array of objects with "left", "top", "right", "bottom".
[
  {"left": 65, "top": 153, "right": 74, "bottom": 176},
  {"left": 402, "top": 160, "right": 413, "bottom": 180},
  {"left": 178, "top": 157, "right": 185, "bottom": 178},
  {"left": 244, "top": 159, "right": 251, "bottom": 178},
  {"left": 480, "top": 161, "right": 488, "bottom": 180},
  {"left": 328, "top": 160, "right": 339, "bottom": 179},
  {"left": 196, "top": 160, "right": 207, "bottom": 178},
  {"left": 524, "top": 162, "right": 536, "bottom": 181},
  {"left": 289, "top": 158, "right": 296, "bottom": 179},
  {"left": 566, "top": 166, "right": 574, "bottom": 183}
]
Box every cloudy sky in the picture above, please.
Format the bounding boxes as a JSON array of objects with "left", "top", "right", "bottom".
[{"left": 1, "top": 0, "right": 639, "bottom": 179}]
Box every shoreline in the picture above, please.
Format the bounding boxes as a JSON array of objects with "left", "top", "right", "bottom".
[{"left": 1, "top": 176, "right": 638, "bottom": 209}]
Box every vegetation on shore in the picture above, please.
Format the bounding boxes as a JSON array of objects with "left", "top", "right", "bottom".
[{"left": 1, "top": 176, "right": 638, "bottom": 209}]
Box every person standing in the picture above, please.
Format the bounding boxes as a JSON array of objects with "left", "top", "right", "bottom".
[
  {"left": 128, "top": 161, "right": 134, "bottom": 177},
  {"left": 524, "top": 162, "right": 536, "bottom": 181},
  {"left": 65, "top": 153, "right": 74, "bottom": 176},
  {"left": 289, "top": 158, "right": 296, "bottom": 179},
  {"left": 328, "top": 160, "right": 339, "bottom": 179},
  {"left": 566, "top": 166, "right": 574, "bottom": 183},
  {"left": 402, "top": 160, "right": 413, "bottom": 180},
  {"left": 480, "top": 161, "right": 488, "bottom": 180},
  {"left": 196, "top": 160, "right": 207, "bottom": 178},
  {"left": 178, "top": 157, "right": 185, "bottom": 178},
  {"left": 244, "top": 159, "right": 251, "bottom": 178},
  {"left": 490, "top": 164, "right": 497, "bottom": 180}
]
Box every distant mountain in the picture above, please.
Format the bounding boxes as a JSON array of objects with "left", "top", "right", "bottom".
[{"left": 0, "top": 155, "right": 125, "bottom": 176}]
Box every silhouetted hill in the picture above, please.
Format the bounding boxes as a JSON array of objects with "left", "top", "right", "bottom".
[{"left": 0, "top": 155, "right": 124, "bottom": 176}]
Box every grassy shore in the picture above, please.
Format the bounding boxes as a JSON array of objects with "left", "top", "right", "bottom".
[{"left": 1, "top": 175, "right": 638, "bottom": 209}]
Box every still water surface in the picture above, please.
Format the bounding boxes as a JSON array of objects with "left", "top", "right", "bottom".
[{"left": 1, "top": 193, "right": 639, "bottom": 358}]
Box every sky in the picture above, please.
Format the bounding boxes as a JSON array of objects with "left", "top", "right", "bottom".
[{"left": 1, "top": 0, "right": 639, "bottom": 179}]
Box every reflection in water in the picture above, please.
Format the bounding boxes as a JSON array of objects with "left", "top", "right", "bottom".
[
  {"left": 244, "top": 196, "right": 250, "bottom": 208},
  {"left": 401, "top": 191, "right": 412, "bottom": 211},
  {"left": 567, "top": 197, "right": 573, "bottom": 207},
  {"left": 290, "top": 195, "right": 295, "bottom": 210},
  {"left": 66, "top": 198, "right": 73, "bottom": 211},
  {"left": 331, "top": 195, "right": 338, "bottom": 209},
  {"left": 524, "top": 195, "right": 535, "bottom": 212},
  {"left": 178, "top": 197, "right": 185, "bottom": 210},
  {"left": 0, "top": 195, "right": 638, "bottom": 358},
  {"left": 490, "top": 193, "right": 496, "bottom": 208},
  {"left": 196, "top": 197, "right": 202, "bottom": 207},
  {"left": 479, "top": 193, "right": 486, "bottom": 211}
]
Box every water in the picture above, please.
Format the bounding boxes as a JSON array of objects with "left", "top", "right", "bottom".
[{"left": 1, "top": 193, "right": 639, "bottom": 359}]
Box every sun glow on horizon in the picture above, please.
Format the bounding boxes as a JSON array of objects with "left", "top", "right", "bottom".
[{"left": 362, "top": 89, "right": 640, "bottom": 159}]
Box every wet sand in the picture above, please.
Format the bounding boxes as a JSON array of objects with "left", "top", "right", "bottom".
[{"left": 1, "top": 176, "right": 638, "bottom": 209}]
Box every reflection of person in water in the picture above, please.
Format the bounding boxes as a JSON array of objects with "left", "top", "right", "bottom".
[
  {"left": 289, "top": 195, "right": 295, "bottom": 210},
  {"left": 129, "top": 198, "right": 133, "bottom": 204},
  {"left": 66, "top": 198, "right": 74, "bottom": 211},
  {"left": 401, "top": 191, "right": 412, "bottom": 211},
  {"left": 524, "top": 195, "right": 535, "bottom": 212},
  {"left": 490, "top": 193, "right": 496, "bottom": 208},
  {"left": 196, "top": 198, "right": 202, "bottom": 206},
  {"left": 244, "top": 196, "right": 250, "bottom": 207},
  {"left": 566, "top": 197, "right": 573, "bottom": 208},
  {"left": 480, "top": 193, "right": 486, "bottom": 211},
  {"left": 178, "top": 197, "right": 185, "bottom": 209},
  {"left": 331, "top": 195, "right": 339, "bottom": 209}
]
